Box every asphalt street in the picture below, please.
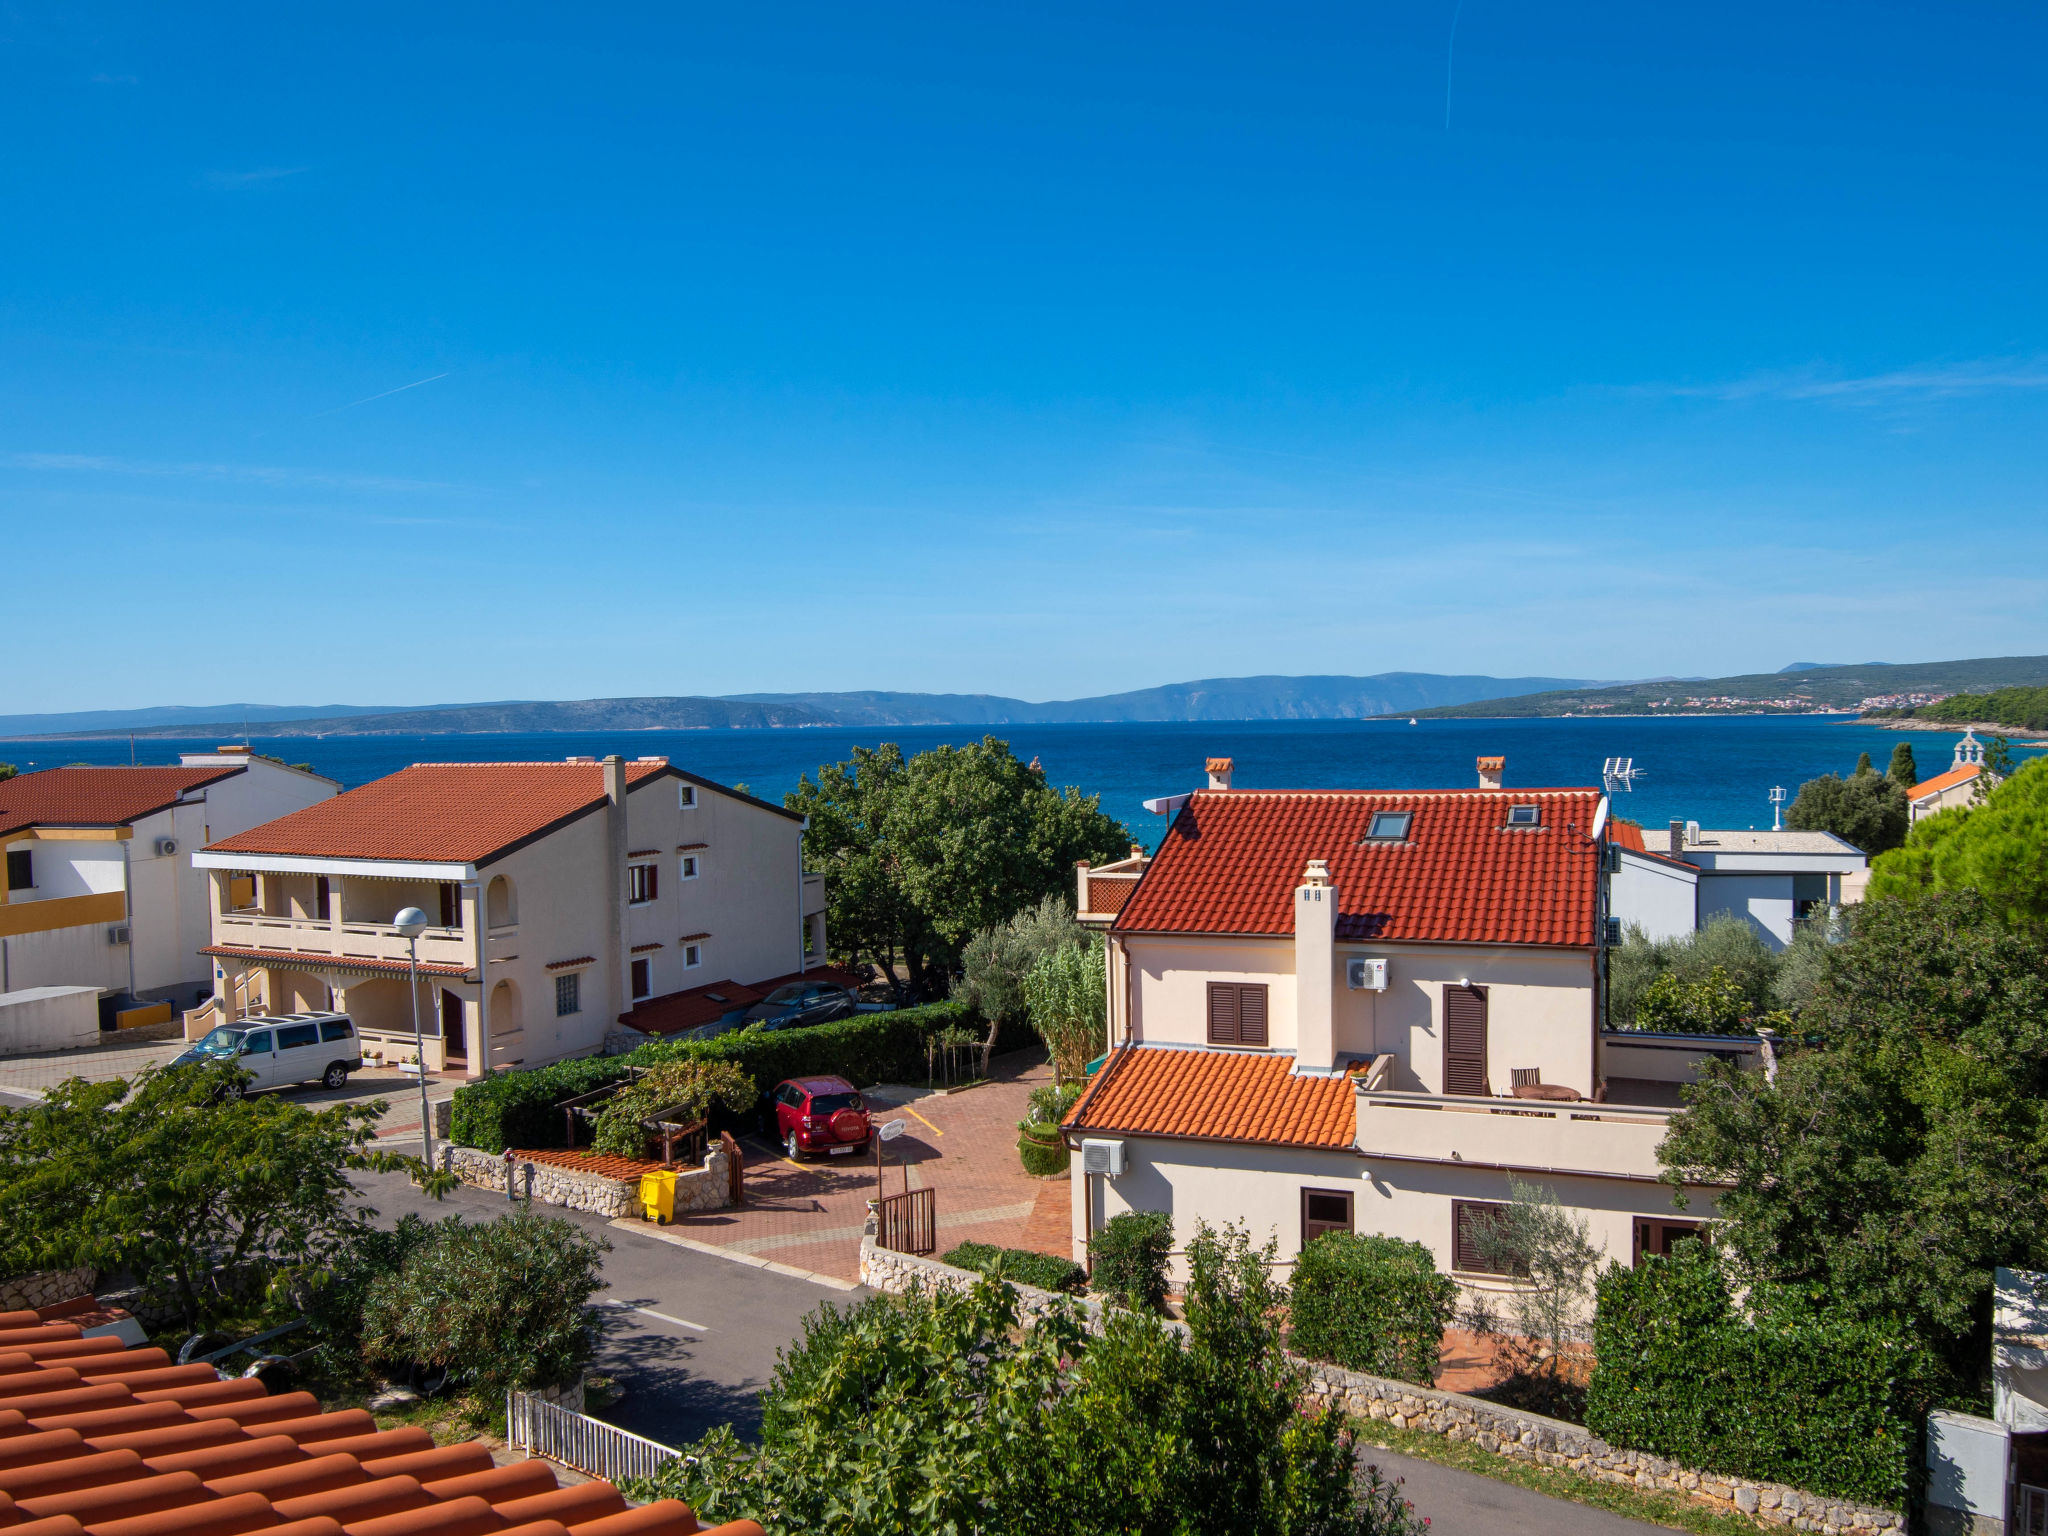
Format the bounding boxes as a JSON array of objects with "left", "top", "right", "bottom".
[{"left": 1356, "top": 1443, "right": 1671, "bottom": 1536}]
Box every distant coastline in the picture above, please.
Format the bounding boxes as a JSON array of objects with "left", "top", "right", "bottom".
[{"left": 1860, "top": 717, "right": 2048, "bottom": 742}]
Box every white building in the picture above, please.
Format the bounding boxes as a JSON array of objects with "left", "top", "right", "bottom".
[
  {"left": 0, "top": 750, "right": 337, "bottom": 1016},
  {"left": 190, "top": 755, "right": 828, "bottom": 1076},
  {"left": 1065, "top": 755, "right": 1730, "bottom": 1297},
  {"left": 1908, "top": 730, "right": 1998, "bottom": 823},
  {"left": 1609, "top": 821, "right": 1867, "bottom": 950}
]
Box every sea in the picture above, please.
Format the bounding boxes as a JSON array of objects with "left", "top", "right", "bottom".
[{"left": 5, "top": 715, "right": 2028, "bottom": 850}]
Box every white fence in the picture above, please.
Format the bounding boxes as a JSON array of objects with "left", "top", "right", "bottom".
[{"left": 505, "top": 1389, "right": 685, "bottom": 1486}]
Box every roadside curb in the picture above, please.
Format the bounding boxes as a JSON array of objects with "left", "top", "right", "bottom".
[{"left": 606, "top": 1218, "right": 863, "bottom": 1292}]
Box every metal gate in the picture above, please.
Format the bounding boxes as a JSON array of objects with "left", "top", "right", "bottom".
[
  {"left": 877, "top": 1186, "right": 936, "bottom": 1255},
  {"left": 505, "top": 1390, "right": 683, "bottom": 1485}
]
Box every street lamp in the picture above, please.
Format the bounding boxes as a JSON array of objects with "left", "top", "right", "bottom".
[{"left": 393, "top": 906, "right": 434, "bottom": 1171}]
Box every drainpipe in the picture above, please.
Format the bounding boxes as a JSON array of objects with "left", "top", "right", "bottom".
[
  {"left": 797, "top": 816, "right": 809, "bottom": 973},
  {"left": 120, "top": 838, "right": 138, "bottom": 1001}
]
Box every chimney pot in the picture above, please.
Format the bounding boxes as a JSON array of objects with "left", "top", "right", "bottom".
[
  {"left": 1302, "top": 858, "right": 1332, "bottom": 888},
  {"left": 1206, "top": 757, "right": 1234, "bottom": 791},
  {"left": 1476, "top": 756, "right": 1505, "bottom": 791}
]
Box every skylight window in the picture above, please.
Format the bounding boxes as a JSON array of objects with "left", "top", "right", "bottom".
[
  {"left": 1506, "top": 804, "right": 1542, "bottom": 827},
  {"left": 1366, "top": 811, "right": 1412, "bottom": 841}
]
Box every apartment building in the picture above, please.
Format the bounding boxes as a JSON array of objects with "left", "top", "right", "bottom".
[
  {"left": 191, "top": 755, "right": 826, "bottom": 1075},
  {"left": 1608, "top": 820, "right": 1867, "bottom": 949},
  {"left": 0, "top": 750, "right": 337, "bottom": 1011},
  {"left": 1065, "top": 755, "right": 1726, "bottom": 1293}
]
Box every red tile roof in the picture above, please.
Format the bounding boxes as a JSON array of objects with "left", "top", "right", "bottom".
[
  {"left": 205, "top": 762, "right": 671, "bottom": 866},
  {"left": 545, "top": 957, "right": 597, "bottom": 972},
  {"left": 1066, "top": 1046, "right": 1357, "bottom": 1150},
  {"left": 618, "top": 966, "right": 867, "bottom": 1035},
  {"left": 0, "top": 766, "right": 242, "bottom": 841},
  {"left": 1907, "top": 763, "right": 1980, "bottom": 803},
  {"left": 198, "top": 946, "right": 474, "bottom": 980},
  {"left": 0, "top": 1302, "right": 742, "bottom": 1536},
  {"left": 1114, "top": 787, "right": 1603, "bottom": 947}
]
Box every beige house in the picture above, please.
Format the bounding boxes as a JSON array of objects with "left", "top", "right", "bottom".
[
  {"left": 190, "top": 755, "right": 826, "bottom": 1076},
  {"left": 1, "top": 750, "right": 337, "bottom": 1018},
  {"left": 1066, "top": 754, "right": 1728, "bottom": 1298},
  {"left": 1908, "top": 730, "right": 1997, "bottom": 822}
]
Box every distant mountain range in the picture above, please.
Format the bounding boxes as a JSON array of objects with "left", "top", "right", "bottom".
[
  {"left": 13, "top": 672, "right": 1596, "bottom": 739},
  {"left": 1405, "top": 656, "right": 2048, "bottom": 720}
]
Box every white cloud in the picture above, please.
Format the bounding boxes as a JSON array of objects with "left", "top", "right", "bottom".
[
  {"left": 0, "top": 451, "right": 456, "bottom": 496},
  {"left": 1641, "top": 358, "right": 2048, "bottom": 403}
]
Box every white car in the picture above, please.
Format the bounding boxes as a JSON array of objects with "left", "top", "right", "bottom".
[{"left": 172, "top": 1011, "right": 364, "bottom": 1093}]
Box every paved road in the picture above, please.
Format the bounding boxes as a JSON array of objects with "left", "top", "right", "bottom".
[
  {"left": 1357, "top": 1443, "right": 1666, "bottom": 1535},
  {"left": 353, "top": 1167, "right": 862, "bottom": 1448}
]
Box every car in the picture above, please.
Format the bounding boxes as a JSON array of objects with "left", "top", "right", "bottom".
[
  {"left": 768, "top": 1074, "right": 871, "bottom": 1160},
  {"left": 743, "top": 981, "right": 858, "bottom": 1031},
  {"left": 169, "top": 1011, "right": 363, "bottom": 1094}
]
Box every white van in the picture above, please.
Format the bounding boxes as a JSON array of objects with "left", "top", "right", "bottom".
[{"left": 173, "top": 1011, "right": 364, "bottom": 1093}]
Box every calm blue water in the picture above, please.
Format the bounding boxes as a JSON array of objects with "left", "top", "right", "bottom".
[{"left": 6, "top": 716, "right": 2024, "bottom": 850}]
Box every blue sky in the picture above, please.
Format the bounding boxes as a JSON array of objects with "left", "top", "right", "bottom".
[{"left": 4, "top": 2, "right": 2045, "bottom": 711}]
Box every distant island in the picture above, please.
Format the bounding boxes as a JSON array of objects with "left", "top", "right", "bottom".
[
  {"left": 1398, "top": 655, "right": 2048, "bottom": 721},
  {"left": 1860, "top": 685, "right": 2048, "bottom": 739}
]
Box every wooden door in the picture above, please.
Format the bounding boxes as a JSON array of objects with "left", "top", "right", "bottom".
[
  {"left": 442, "top": 989, "right": 467, "bottom": 1062},
  {"left": 1442, "top": 984, "right": 1489, "bottom": 1096}
]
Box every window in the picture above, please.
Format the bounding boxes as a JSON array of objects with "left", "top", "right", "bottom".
[
  {"left": 628, "top": 863, "right": 658, "bottom": 904},
  {"left": 319, "top": 1018, "right": 353, "bottom": 1043},
  {"left": 1506, "top": 804, "right": 1541, "bottom": 827},
  {"left": 631, "top": 958, "right": 651, "bottom": 1000},
  {"left": 437, "top": 882, "right": 458, "bottom": 928},
  {"left": 1452, "top": 1199, "right": 1524, "bottom": 1276},
  {"left": 683, "top": 944, "right": 702, "bottom": 968},
  {"left": 678, "top": 784, "right": 697, "bottom": 809},
  {"left": 1633, "top": 1219, "right": 1706, "bottom": 1265},
  {"left": 277, "top": 1023, "right": 320, "bottom": 1050},
  {"left": 240, "top": 1030, "right": 274, "bottom": 1056},
  {"left": 315, "top": 876, "right": 331, "bottom": 921},
  {"left": 680, "top": 854, "right": 699, "bottom": 880},
  {"left": 1302, "top": 1188, "right": 1354, "bottom": 1247},
  {"left": 1365, "top": 811, "right": 1412, "bottom": 841},
  {"left": 555, "top": 972, "right": 582, "bottom": 1017},
  {"left": 1442, "top": 984, "right": 1489, "bottom": 1097},
  {"left": 5, "top": 850, "right": 31, "bottom": 891},
  {"left": 1206, "top": 982, "right": 1269, "bottom": 1046}
]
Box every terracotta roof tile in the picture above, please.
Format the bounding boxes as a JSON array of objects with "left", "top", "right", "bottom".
[
  {"left": 1114, "top": 787, "right": 1602, "bottom": 947},
  {"left": 0, "top": 766, "right": 242, "bottom": 840},
  {"left": 205, "top": 762, "right": 670, "bottom": 866},
  {"left": 1066, "top": 1046, "right": 1356, "bottom": 1150},
  {"left": 1907, "top": 763, "right": 1980, "bottom": 803},
  {"left": 545, "top": 957, "right": 597, "bottom": 972}
]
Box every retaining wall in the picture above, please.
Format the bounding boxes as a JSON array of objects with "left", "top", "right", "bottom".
[
  {"left": 856, "top": 1231, "right": 1904, "bottom": 1535},
  {"left": 443, "top": 1145, "right": 732, "bottom": 1219},
  {"left": 0, "top": 1268, "right": 97, "bottom": 1313}
]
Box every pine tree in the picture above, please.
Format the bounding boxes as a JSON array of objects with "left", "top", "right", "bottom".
[
  {"left": 1886, "top": 741, "right": 1918, "bottom": 788},
  {"left": 1855, "top": 752, "right": 1875, "bottom": 776}
]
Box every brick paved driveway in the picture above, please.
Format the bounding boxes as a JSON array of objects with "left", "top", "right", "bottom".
[{"left": 655, "top": 1047, "right": 1072, "bottom": 1282}]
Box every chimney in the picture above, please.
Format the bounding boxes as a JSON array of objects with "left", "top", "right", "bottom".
[
  {"left": 1076, "top": 858, "right": 1092, "bottom": 914},
  {"left": 1207, "top": 757, "right": 1234, "bottom": 791},
  {"left": 1294, "top": 858, "right": 1337, "bottom": 1074},
  {"left": 603, "top": 755, "right": 630, "bottom": 1020},
  {"left": 1129, "top": 842, "right": 1144, "bottom": 861},
  {"left": 1669, "top": 818, "right": 1686, "bottom": 852},
  {"left": 1476, "top": 756, "right": 1504, "bottom": 791}
]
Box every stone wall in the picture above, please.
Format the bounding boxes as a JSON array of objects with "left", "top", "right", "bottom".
[
  {"left": 856, "top": 1230, "right": 1904, "bottom": 1535},
  {"left": 0, "top": 1267, "right": 97, "bottom": 1314},
  {"left": 442, "top": 1145, "right": 733, "bottom": 1220}
]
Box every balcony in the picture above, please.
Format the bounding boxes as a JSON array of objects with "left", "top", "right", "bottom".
[
  {"left": 214, "top": 911, "right": 474, "bottom": 971},
  {"left": 802, "top": 871, "right": 826, "bottom": 918},
  {"left": 1352, "top": 1087, "right": 1675, "bottom": 1183}
]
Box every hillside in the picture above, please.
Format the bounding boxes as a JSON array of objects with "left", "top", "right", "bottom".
[
  {"left": 1402, "top": 655, "right": 2048, "bottom": 720},
  {"left": 76, "top": 696, "right": 836, "bottom": 739}
]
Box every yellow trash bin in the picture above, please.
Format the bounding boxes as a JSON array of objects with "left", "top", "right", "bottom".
[{"left": 639, "top": 1169, "right": 677, "bottom": 1224}]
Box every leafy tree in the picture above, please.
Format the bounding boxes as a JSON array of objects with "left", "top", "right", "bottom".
[
  {"left": 1854, "top": 751, "right": 1874, "bottom": 776},
  {"left": 1885, "top": 741, "right": 1918, "bottom": 787},
  {"left": 1459, "top": 1178, "right": 1602, "bottom": 1418},
  {"left": 590, "top": 1058, "right": 756, "bottom": 1157},
  {"left": 631, "top": 1221, "right": 1427, "bottom": 1536},
  {"left": 955, "top": 893, "right": 1086, "bottom": 1027},
  {"left": 0, "top": 762, "right": 16, "bottom": 781},
  {"left": 1022, "top": 936, "right": 1108, "bottom": 1084},
  {"left": 1786, "top": 767, "right": 1908, "bottom": 854},
  {"left": 787, "top": 737, "right": 1130, "bottom": 997},
  {"left": 1631, "top": 965, "right": 1750, "bottom": 1034},
  {"left": 0, "top": 1062, "right": 403, "bottom": 1330},
  {"left": 1867, "top": 758, "right": 2048, "bottom": 929},
  {"left": 360, "top": 1209, "right": 610, "bottom": 1401},
  {"left": 1607, "top": 915, "right": 1780, "bottom": 1029},
  {"left": 1088, "top": 1210, "right": 1174, "bottom": 1312},
  {"left": 1658, "top": 892, "right": 2048, "bottom": 1395}
]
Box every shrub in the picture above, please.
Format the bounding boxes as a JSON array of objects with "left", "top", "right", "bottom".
[
  {"left": 360, "top": 1210, "right": 610, "bottom": 1399},
  {"left": 448, "top": 1055, "right": 637, "bottom": 1154},
  {"left": 1632, "top": 965, "right": 1750, "bottom": 1034},
  {"left": 590, "top": 1059, "right": 756, "bottom": 1158},
  {"left": 304, "top": 1213, "right": 440, "bottom": 1380},
  {"left": 1787, "top": 768, "right": 1909, "bottom": 855},
  {"left": 1022, "top": 937, "right": 1107, "bottom": 1083},
  {"left": 954, "top": 894, "right": 1087, "bottom": 1026},
  {"left": 1586, "top": 1243, "right": 1936, "bottom": 1509},
  {"left": 1090, "top": 1210, "right": 1173, "bottom": 1311},
  {"left": 1027, "top": 1080, "right": 1085, "bottom": 1126},
  {"left": 1016, "top": 1120, "right": 1067, "bottom": 1176},
  {"left": 1288, "top": 1232, "right": 1456, "bottom": 1386},
  {"left": 941, "top": 1240, "right": 1086, "bottom": 1293},
  {"left": 1608, "top": 915, "right": 1780, "bottom": 1032}
]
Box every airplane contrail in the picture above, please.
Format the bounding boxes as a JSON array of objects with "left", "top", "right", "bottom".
[
  {"left": 310, "top": 372, "right": 450, "bottom": 418},
  {"left": 1445, "top": 0, "right": 1464, "bottom": 130}
]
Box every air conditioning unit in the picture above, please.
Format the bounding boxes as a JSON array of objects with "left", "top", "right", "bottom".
[
  {"left": 106, "top": 925, "right": 131, "bottom": 946},
  {"left": 1684, "top": 820, "right": 1701, "bottom": 847},
  {"left": 1080, "top": 1138, "right": 1126, "bottom": 1178},
  {"left": 1346, "top": 957, "right": 1388, "bottom": 992},
  {"left": 155, "top": 837, "right": 179, "bottom": 857}
]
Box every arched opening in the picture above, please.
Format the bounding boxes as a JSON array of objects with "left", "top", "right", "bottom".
[
  {"left": 490, "top": 979, "right": 522, "bottom": 1043},
  {"left": 486, "top": 875, "right": 517, "bottom": 929}
]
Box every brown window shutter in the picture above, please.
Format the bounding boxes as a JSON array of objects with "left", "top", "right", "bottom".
[
  {"left": 1453, "top": 1199, "right": 1511, "bottom": 1274},
  {"left": 1302, "top": 1187, "right": 1354, "bottom": 1247},
  {"left": 1442, "top": 984, "right": 1489, "bottom": 1097},
  {"left": 1207, "top": 982, "right": 1239, "bottom": 1044},
  {"left": 438, "top": 882, "right": 457, "bottom": 928},
  {"left": 1238, "top": 984, "right": 1268, "bottom": 1045}
]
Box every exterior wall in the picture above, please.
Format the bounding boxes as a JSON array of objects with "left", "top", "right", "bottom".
[
  {"left": 1697, "top": 873, "right": 1796, "bottom": 950},
  {"left": 1609, "top": 851, "right": 1697, "bottom": 943},
  {"left": 0, "top": 986, "right": 101, "bottom": 1052},
  {"left": 1912, "top": 780, "right": 1980, "bottom": 822},
  {"left": 485, "top": 811, "right": 614, "bottom": 1067}
]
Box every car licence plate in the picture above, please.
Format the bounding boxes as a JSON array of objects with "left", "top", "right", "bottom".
[{"left": 829, "top": 1144, "right": 856, "bottom": 1155}]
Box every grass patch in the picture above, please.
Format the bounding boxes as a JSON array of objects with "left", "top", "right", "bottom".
[{"left": 1350, "top": 1417, "right": 1766, "bottom": 1536}]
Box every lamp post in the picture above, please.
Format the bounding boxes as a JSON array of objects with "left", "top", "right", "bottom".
[{"left": 393, "top": 907, "right": 434, "bottom": 1171}]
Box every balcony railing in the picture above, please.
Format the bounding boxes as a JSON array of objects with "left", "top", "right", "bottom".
[
  {"left": 1352, "top": 1088, "right": 1676, "bottom": 1182},
  {"left": 214, "top": 911, "right": 473, "bottom": 969}
]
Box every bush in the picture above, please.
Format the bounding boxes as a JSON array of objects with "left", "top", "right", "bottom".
[
  {"left": 954, "top": 894, "right": 1087, "bottom": 1026},
  {"left": 1016, "top": 1120, "right": 1067, "bottom": 1176},
  {"left": 941, "top": 1240, "right": 1087, "bottom": 1293},
  {"left": 1027, "top": 1080, "right": 1085, "bottom": 1126},
  {"left": 360, "top": 1210, "right": 610, "bottom": 1399},
  {"left": 1090, "top": 1210, "right": 1173, "bottom": 1311},
  {"left": 1787, "top": 768, "right": 1908, "bottom": 856},
  {"left": 1288, "top": 1232, "right": 1456, "bottom": 1386},
  {"left": 1586, "top": 1244, "right": 1936, "bottom": 1509},
  {"left": 448, "top": 1054, "right": 638, "bottom": 1154},
  {"left": 1022, "top": 937, "right": 1107, "bottom": 1083},
  {"left": 305, "top": 1214, "right": 440, "bottom": 1380},
  {"left": 1607, "top": 915, "right": 1780, "bottom": 1033},
  {"left": 590, "top": 1059, "right": 756, "bottom": 1158}
]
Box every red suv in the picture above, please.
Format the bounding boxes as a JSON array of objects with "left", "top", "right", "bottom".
[{"left": 769, "top": 1075, "right": 872, "bottom": 1160}]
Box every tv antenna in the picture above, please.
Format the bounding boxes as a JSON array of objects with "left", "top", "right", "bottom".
[
  {"left": 1768, "top": 785, "right": 1787, "bottom": 831},
  {"left": 1601, "top": 757, "right": 1642, "bottom": 794}
]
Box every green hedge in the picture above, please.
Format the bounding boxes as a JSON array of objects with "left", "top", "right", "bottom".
[
  {"left": 1088, "top": 1211, "right": 1173, "bottom": 1311},
  {"left": 1287, "top": 1232, "right": 1457, "bottom": 1386},
  {"left": 1016, "top": 1120, "right": 1067, "bottom": 1177},
  {"left": 1585, "top": 1244, "right": 1934, "bottom": 1509},
  {"left": 450, "top": 1001, "right": 985, "bottom": 1153},
  {"left": 940, "top": 1241, "right": 1086, "bottom": 1294}
]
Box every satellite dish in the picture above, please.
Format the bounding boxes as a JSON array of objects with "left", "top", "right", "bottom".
[{"left": 879, "top": 1119, "right": 907, "bottom": 1142}]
